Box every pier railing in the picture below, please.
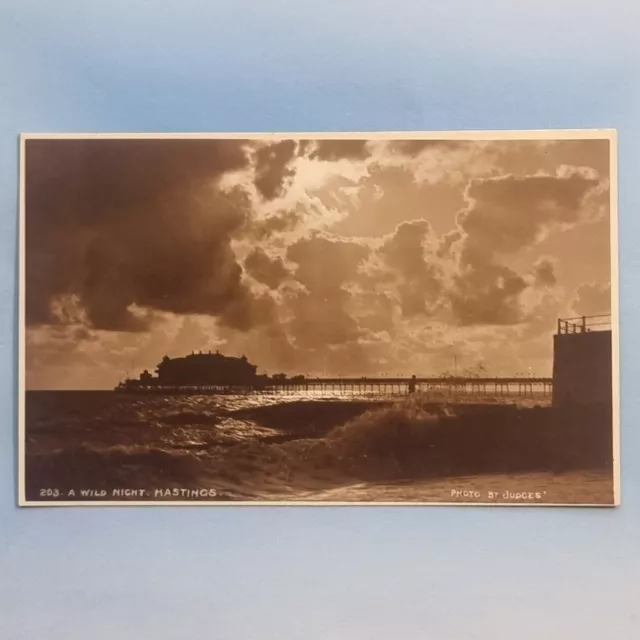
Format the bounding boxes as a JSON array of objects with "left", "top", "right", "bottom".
[{"left": 116, "top": 375, "right": 553, "bottom": 399}]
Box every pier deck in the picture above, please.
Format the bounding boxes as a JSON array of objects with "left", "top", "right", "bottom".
[{"left": 117, "top": 376, "right": 553, "bottom": 398}]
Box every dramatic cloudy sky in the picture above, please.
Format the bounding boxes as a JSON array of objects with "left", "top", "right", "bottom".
[{"left": 23, "top": 136, "right": 612, "bottom": 389}]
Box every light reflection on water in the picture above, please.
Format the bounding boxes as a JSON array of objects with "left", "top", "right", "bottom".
[{"left": 23, "top": 390, "right": 609, "bottom": 505}]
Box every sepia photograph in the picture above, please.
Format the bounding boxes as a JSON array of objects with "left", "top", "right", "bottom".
[{"left": 19, "top": 131, "right": 619, "bottom": 506}]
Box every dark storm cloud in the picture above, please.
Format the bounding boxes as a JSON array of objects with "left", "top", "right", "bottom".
[
  {"left": 495, "top": 139, "right": 611, "bottom": 181},
  {"left": 308, "top": 140, "right": 370, "bottom": 161},
  {"left": 285, "top": 235, "right": 370, "bottom": 350},
  {"left": 243, "top": 248, "right": 290, "bottom": 289},
  {"left": 254, "top": 140, "right": 297, "bottom": 200},
  {"left": 387, "top": 140, "right": 463, "bottom": 156},
  {"left": 286, "top": 234, "right": 370, "bottom": 292},
  {"left": 380, "top": 220, "right": 443, "bottom": 317},
  {"left": 218, "top": 289, "right": 280, "bottom": 333},
  {"left": 449, "top": 170, "right": 601, "bottom": 326},
  {"left": 436, "top": 229, "right": 463, "bottom": 259},
  {"left": 355, "top": 292, "right": 396, "bottom": 334},
  {"left": 450, "top": 263, "right": 528, "bottom": 326},
  {"left": 25, "top": 138, "right": 254, "bottom": 331},
  {"left": 381, "top": 220, "right": 432, "bottom": 278},
  {"left": 289, "top": 288, "right": 362, "bottom": 349},
  {"left": 458, "top": 171, "right": 600, "bottom": 262},
  {"left": 531, "top": 257, "right": 558, "bottom": 288},
  {"left": 571, "top": 282, "right": 611, "bottom": 316},
  {"left": 81, "top": 235, "right": 148, "bottom": 332},
  {"left": 23, "top": 133, "right": 616, "bottom": 390}
]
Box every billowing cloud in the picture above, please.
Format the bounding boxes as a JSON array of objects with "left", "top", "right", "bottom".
[
  {"left": 449, "top": 169, "right": 602, "bottom": 326},
  {"left": 250, "top": 210, "right": 303, "bottom": 241},
  {"left": 24, "top": 137, "right": 613, "bottom": 388},
  {"left": 330, "top": 165, "right": 465, "bottom": 237}
]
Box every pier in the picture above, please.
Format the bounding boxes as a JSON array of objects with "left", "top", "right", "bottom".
[
  {"left": 116, "top": 314, "right": 614, "bottom": 403},
  {"left": 256, "top": 376, "right": 552, "bottom": 397},
  {"left": 119, "top": 375, "right": 552, "bottom": 398}
]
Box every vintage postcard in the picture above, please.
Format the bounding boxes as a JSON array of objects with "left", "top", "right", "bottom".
[{"left": 18, "top": 130, "right": 619, "bottom": 506}]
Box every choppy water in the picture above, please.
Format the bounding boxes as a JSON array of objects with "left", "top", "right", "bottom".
[{"left": 24, "top": 391, "right": 614, "bottom": 504}]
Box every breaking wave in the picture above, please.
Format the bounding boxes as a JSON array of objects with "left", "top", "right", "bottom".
[{"left": 24, "top": 391, "right": 612, "bottom": 501}]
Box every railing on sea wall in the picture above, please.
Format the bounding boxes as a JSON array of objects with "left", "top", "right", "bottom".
[{"left": 557, "top": 314, "right": 611, "bottom": 335}]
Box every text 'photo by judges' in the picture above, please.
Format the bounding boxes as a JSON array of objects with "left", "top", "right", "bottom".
[{"left": 18, "top": 131, "right": 619, "bottom": 506}]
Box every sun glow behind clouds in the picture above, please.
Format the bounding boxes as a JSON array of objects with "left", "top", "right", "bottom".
[{"left": 23, "top": 136, "right": 612, "bottom": 389}]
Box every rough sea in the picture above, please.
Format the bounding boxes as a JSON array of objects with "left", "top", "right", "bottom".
[{"left": 24, "top": 391, "right": 614, "bottom": 505}]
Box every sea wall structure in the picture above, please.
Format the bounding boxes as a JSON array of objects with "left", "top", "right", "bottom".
[{"left": 552, "top": 315, "right": 613, "bottom": 409}]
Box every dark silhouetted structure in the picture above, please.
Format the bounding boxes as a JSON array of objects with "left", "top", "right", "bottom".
[
  {"left": 552, "top": 315, "right": 612, "bottom": 409},
  {"left": 117, "top": 351, "right": 258, "bottom": 390}
]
